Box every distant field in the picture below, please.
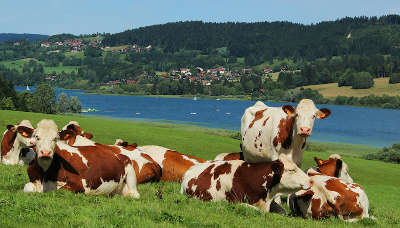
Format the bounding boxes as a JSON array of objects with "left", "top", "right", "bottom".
[
  {"left": 299, "top": 77, "right": 400, "bottom": 98},
  {"left": 65, "top": 51, "right": 85, "bottom": 59},
  {"left": 103, "top": 45, "right": 129, "bottom": 51},
  {"left": 0, "top": 59, "right": 79, "bottom": 74},
  {"left": 0, "top": 110, "right": 398, "bottom": 227}
]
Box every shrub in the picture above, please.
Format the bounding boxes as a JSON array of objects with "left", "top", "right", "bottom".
[
  {"left": 389, "top": 73, "right": 400, "bottom": 84},
  {"left": 352, "top": 72, "right": 374, "bottom": 89},
  {"left": 365, "top": 143, "right": 400, "bottom": 164}
]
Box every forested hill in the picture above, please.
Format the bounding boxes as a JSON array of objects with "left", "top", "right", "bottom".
[
  {"left": 103, "top": 15, "right": 400, "bottom": 61},
  {"left": 0, "top": 33, "right": 48, "bottom": 43}
]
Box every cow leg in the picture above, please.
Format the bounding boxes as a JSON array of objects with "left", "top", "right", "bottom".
[
  {"left": 121, "top": 164, "right": 140, "bottom": 198},
  {"left": 23, "top": 180, "right": 43, "bottom": 193}
]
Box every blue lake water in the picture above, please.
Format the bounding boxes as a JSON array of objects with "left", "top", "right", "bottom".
[{"left": 16, "top": 87, "right": 400, "bottom": 147}]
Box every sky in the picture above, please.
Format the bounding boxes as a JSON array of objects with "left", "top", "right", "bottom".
[{"left": 1, "top": 0, "right": 399, "bottom": 35}]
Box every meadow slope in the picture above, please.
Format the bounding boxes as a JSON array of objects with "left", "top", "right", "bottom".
[{"left": 0, "top": 110, "right": 399, "bottom": 227}]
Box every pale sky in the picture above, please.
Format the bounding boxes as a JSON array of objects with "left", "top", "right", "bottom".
[{"left": 1, "top": 0, "right": 399, "bottom": 35}]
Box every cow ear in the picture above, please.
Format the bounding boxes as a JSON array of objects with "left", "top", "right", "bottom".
[
  {"left": 131, "top": 143, "right": 138, "bottom": 148},
  {"left": 83, "top": 132, "right": 93, "bottom": 139},
  {"left": 282, "top": 105, "right": 295, "bottom": 115},
  {"left": 7, "top": 125, "right": 16, "bottom": 131},
  {"left": 335, "top": 159, "right": 343, "bottom": 177},
  {"left": 317, "top": 108, "right": 331, "bottom": 119},
  {"left": 121, "top": 141, "right": 129, "bottom": 147},
  {"left": 314, "top": 157, "right": 324, "bottom": 166},
  {"left": 59, "top": 130, "right": 73, "bottom": 140}
]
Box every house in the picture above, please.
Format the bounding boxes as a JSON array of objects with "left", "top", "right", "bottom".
[
  {"left": 264, "top": 68, "right": 273, "bottom": 74},
  {"left": 45, "top": 75, "right": 57, "bottom": 80},
  {"left": 41, "top": 42, "right": 50, "bottom": 48},
  {"left": 126, "top": 80, "right": 136, "bottom": 84},
  {"left": 242, "top": 68, "right": 252, "bottom": 74}
]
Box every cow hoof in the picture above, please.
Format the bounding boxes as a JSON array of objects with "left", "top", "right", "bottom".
[{"left": 269, "top": 200, "right": 286, "bottom": 215}]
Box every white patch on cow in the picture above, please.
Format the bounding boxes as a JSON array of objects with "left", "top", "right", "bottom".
[
  {"left": 118, "top": 147, "right": 150, "bottom": 172},
  {"left": 182, "top": 154, "right": 201, "bottom": 164},
  {"left": 120, "top": 163, "right": 140, "bottom": 198},
  {"left": 72, "top": 135, "right": 96, "bottom": 146},
  {"left": 213, "top": 153, "right": 228, "bottom": 161},
  {"left": 57, "top": 181, "right": 67, "bottom": 189},
  {"left": 137, "top": 145, "right": 168, "bottom": 168},
  {"left": 57, "top": 142, "right": 88, "bottom": 166}
]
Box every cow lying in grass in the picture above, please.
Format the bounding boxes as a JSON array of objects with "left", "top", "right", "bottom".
[
  {"left": 1, "top": 120, "right": 36, "bottom": 165},
  {"left": 24, "top": 119, "right": 140, "bottom": 198},
  {"left": 59, "top": 121, "right": 162, "bottom": 184},
  {"left": 138, "top": 145, "right": 207, "bottom": 182},
  {"left": 289, "top": 154, "right": 370, "bottom": 222},
  {"left": 181, "top": 154, "right": 311, "bottom": 212}
]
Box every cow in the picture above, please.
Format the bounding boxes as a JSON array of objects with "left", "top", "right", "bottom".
[
  {"left": 137, "top": 145, "right": 207, "bottom": 182},
  {"left": 289, "top": 155, "right": 370, "bottom": 222},
  {"left": 1, "top": 120, "right": 36, "bottom": 165},
  {"left": 24, "top": 119, "right": 140, "bottom": 198},
  {"left": 60, "top": 121, "right": 95, "bottom": 146},
  {"left": 214, "top": 152, "right": 243, "bottom": 161},
  {"left": 240, "top": 99, "right": 331, "bottom": 167},
  {"left": 181, "top": 154, "right": 311, "bottom": 212}
]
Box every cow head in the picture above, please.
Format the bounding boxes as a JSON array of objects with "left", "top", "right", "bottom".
[
  {"left": 33, "top": 119, "right": 59, "bottom": 171},
  {"left": 314, "top": 154, "right": 353, "bottom": 183},
  {"left": 62, "top": 121, "right": 93, "bottom": 140},
  {"left": 274, "top": 154, "right": 311, "bottom": 193},
  {"left": 282, "top": 99, "right": 331, "bottom": 137},
  {"left": 6, "top": 120, "right": 36, "bottom": 147}
]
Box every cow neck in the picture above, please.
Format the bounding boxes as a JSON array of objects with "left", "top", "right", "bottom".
[
  {"left": 290, "top": 124, "right": 307, "bottom": 167},
  {"left": 1, "top": 130, "right": 22, "bottom": 164}
]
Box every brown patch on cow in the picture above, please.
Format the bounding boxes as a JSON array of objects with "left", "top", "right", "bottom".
[
  {"left": 311, "top": 197, "right": 334, "bottom": 219},
  {"left": 82, "top": 132, "right": 93, "bottom": 139},
  {"left": 262, "top": 117, "right": 270, "bottom": 126},
  {"left": 161, "top": 150, "right": 206, "bottom": 182},
  {"left": 216, "top": 180, "right": 221, "bottom": 191},
  {"left": 17, "top": 126, "right": 34, "bottom": 138},
  {"left": 314, "top": 157, "right": 340, "bottom": 177},
  {"left": 325, "top": 178, "right": 363, "bottom": 219},
  {"left": 186, "top": 164, "right": 215, "bottom": 201},
  {"left": 134, "top": 153, "right": 162, "bottom": 184},
  {"left": 213, "top": 162, "right": 232, "bottom": 180},
  {"left": 272, "top": 114, "right": 297, "bottom": 149},
  {"left": 249, "top": 109, "right": 267, "bottom": 128},
  {"left": 222, "top": 152, "right": 243, "bottom": 161},
  {"left": 1, "top": 129, "right": 16, "bottom": 157},
  {"left": 226, "top": 160, "right": 283, "bottom": 204}
]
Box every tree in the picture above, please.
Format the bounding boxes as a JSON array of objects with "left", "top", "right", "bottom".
[
  {"left": 17, "top": 91, "right": 35, "bottom": 112},
  {"left": 68, "top": 96, "right": 82, "bottom": 113},
  {"left": 33, "top": 84, "right": 56, "bottom": 114},
  {"left": 56, "top": 92, "right": 69, "bottom": 113},
  {"left": 352, "top": 72, "right": 374, "bottom": 89},
  {"left": 389, "top": 73, "right": 400, "bottom": 84},
  {"left": 0, "top": 97, "right": 15, "bottom": 110}
]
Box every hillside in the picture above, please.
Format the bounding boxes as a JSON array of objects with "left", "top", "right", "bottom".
[
  {"left": 0, "top": 110, "right": 399, "bottom": 226},
  {"left": 299, "top": 77, "right": 400, "bottom": 98},
  {"left": 103, "top": 15, "right": 400, "bottom": 60},
  {"left": 0, "top": 33, "right": 48, "bottom": 43}
]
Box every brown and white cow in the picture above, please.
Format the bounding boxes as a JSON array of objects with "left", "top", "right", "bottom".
[
  {"left": 58, "top": 122, "right": 161, "bottom": 184},
  {"left": 181, "top": 154, "right": 311, "bottom": 212},
  {"left": 24, "top": 119, "right": 140, "bottom": 198},
  {"left": 240, "top": 99, "right": 331, "bottom": 167},
  {"left": 138, "top": 145, "right": 207, "bottom": 182},
  {"left": 1, "top": 120, "right": 36, "bottom": 165},
  {"left": 289, "top": 155, "right": 370, "bottom": 222}
]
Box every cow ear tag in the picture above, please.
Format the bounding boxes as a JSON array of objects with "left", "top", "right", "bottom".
[
  {"left": 282, "top": 105, "right": 295, "bottom": 115},
  {"left": 21, "top": 131, "right": 28, "bottom": 137},
  {"left": 63, "top": 134, "right": 70, "bottom": 140}
]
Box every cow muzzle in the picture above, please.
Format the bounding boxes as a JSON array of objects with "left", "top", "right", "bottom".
[
  {"left": 39, "top": 150, "right": 52, "bottom": 158},
  {"left": 299, "top": 127, "right": 311, "bottom": 137}
]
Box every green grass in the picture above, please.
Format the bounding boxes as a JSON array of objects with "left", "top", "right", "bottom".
[
  {"left": 0, "top": 110, "right": 399, "bottom": 227},
  {"left": 0, "top": 59, "right": 79, "bottom": 74}
]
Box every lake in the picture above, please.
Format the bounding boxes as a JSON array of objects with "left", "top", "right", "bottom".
[{"left": 16, "top": 87, "right": 400, "bottom": 147}]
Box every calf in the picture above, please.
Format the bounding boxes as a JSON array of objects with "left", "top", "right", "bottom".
[
  {"left": 24, "top": 119, "right": 140, "bottom": 198},
  {"left": 181, "top": 154, "right": 310, "bottom": 212},
  {"left": 289, "top": 155, "right": 370, "bottom": 222},
  {"left": 241, "top": 99, "right": 331, "bottom": 167},
  {"left": 1, "top": 120, "right": 36, "bottom": 165},
  {"left": 138, "top": 145, "right": 207, "bottom": 182}
]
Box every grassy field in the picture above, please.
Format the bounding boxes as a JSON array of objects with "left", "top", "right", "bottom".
[
  {"left": 0, "top": 59, "right": 79, "bottom": 74},
  {"left": 299, "top": 77, "right": 400, "bottom": 98},
  {"left": 0, "top": 110, "right": 399, "bottom": 227}
]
